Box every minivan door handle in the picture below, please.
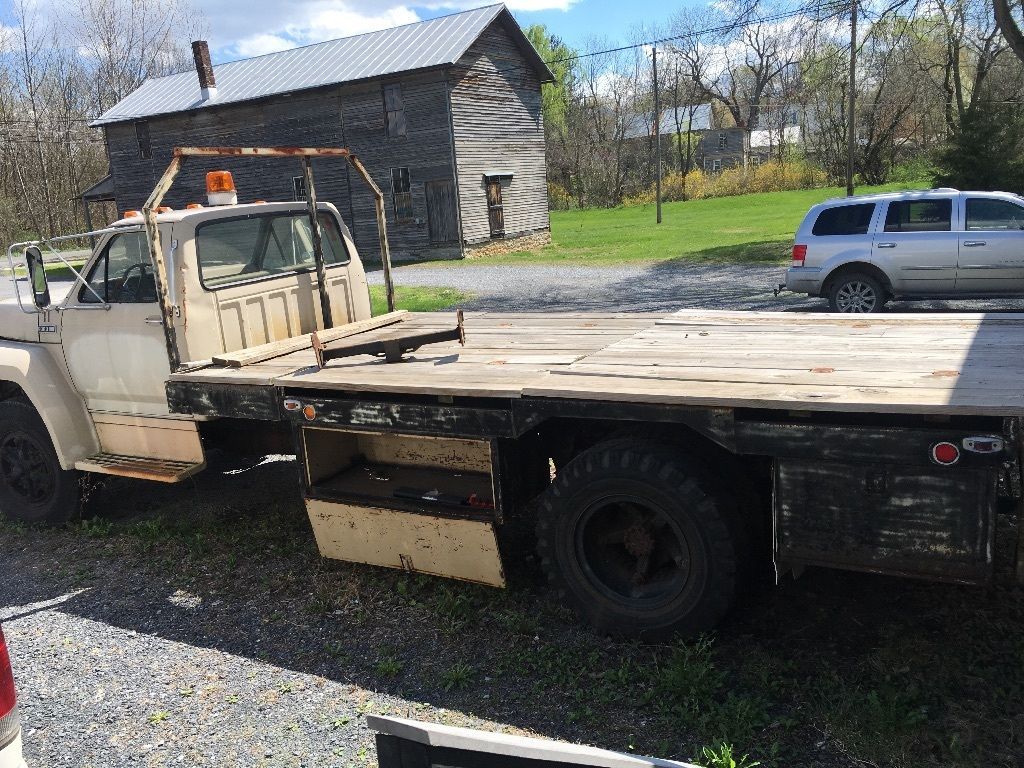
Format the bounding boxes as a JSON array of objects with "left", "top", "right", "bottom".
[
  {"left": 876, "top": 242, "right": 897, "bottom": 248},
  {"left": 962, "top": 240, "right": 987, "bottom": 247}
]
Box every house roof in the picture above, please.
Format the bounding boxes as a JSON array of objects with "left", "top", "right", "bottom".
[
  {"left": 90, "top": 4, "right": 552, "bottom": 127},
  {"left": 623, "top": 105, "right": 713, "bottom": 140}
]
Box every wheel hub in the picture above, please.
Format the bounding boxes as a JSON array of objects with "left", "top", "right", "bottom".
[
  {"left": 837, "top": 281, "right": 877, "bottom": 313},
  {"left": 0, "top": 433, "right": 54, "bottom": 504},
  {"left": 575, "top": 498, "right": 691, "bottom": 606}
]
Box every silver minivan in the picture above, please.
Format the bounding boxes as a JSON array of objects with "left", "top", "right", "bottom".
[{"left": 784, "top": 189, "right": 1024, "bottom": 312}]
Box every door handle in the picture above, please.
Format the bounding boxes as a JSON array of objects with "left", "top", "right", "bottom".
[
  {"left": 963, "top": 240, "right": 987, "bottom": 247},
  {"left": 876, "top": 242, "right": 896, "bottom": 248},
  {"left": 144, "top": 316, "right": 163, "bottom": 325}
]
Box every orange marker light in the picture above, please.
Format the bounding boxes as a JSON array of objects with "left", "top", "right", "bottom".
[
  {"left": 302, "top": 405, "right": 317, "bottom": 421},
  {"left": 122, "top": 210, "right": 141, "bottom": 218},
  {"left": 186, "top": 203, "right": 203, "bottom": 209},
  {"left": 253, "top": 199, "right": 267, "bottom": 204},
  {"left": 206, "top": 170, "right": 236, "bottom": 194},
  {"left": 156, "top": 206, "right": 173, "bottom": 213}
]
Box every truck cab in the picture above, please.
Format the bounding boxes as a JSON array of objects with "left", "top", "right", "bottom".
[{"left": 0, "top": 167, "right": 371, "bottom": 524}]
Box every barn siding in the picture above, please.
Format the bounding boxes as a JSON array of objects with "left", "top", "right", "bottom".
[
  {"left": 449, "top": 20, "right": 549, "bottom": 245},
  {"left": 339, "top": 72, "right": 460, "bottom": 261}
]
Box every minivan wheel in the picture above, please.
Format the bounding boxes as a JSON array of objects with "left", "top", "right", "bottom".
[{"left": 828, "top": 273, "right": 887, "bottom": 313}]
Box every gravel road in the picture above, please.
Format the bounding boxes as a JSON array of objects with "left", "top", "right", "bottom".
[{"left": 368, "top": 261, "right": 1024, "bottom": 313}]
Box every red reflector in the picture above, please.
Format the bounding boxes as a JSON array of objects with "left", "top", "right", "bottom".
[
  {"left": 0, "top": 627, "right": 16, "bottom": 718},
  {"left": 792, "top": 244, "right": 807, "bottom": 266},
  {"left": 932, "top": 442, "right": 960, "bottom": 466}
]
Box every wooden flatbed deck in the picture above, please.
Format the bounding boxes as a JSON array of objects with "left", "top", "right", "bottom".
[{"left": 169, "top": 310, "right": 1024, "bottom": 416}]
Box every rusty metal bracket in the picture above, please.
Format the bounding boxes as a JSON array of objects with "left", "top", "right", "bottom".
[
  {"left": 312, "top": 310, "right": 465, "bottom": 367},
  {"left": 144, "top": 146, "right": 397, "bottom": 373}
]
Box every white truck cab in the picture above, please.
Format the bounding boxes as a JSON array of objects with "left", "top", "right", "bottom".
[{"left": 0, "top": 157, "right": 374, "bottom": 524}]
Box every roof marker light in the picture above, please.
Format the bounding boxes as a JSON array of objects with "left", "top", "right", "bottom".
[
  {"left": 122, "top": 210, "right": 141, "bottom": 218},
  {"left": 186, "top": 203, "right": 203, "bottom": 209}
]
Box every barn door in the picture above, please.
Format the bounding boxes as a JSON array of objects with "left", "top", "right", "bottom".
[{"left": 425, "top": 180, "right": 459, "bottom": 244}]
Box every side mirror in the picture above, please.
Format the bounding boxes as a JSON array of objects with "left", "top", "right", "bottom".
[{"left": 24, "top": 246, "right": 51, "bottom": 309}]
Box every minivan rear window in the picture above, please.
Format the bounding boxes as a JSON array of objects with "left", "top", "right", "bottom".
[{"left": 812, "top": 203, "right": 875, "bottom": 236}]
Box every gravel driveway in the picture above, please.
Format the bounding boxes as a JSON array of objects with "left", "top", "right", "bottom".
[{"left": 368, "top": 261, "right": 1024, "bottom": 313}]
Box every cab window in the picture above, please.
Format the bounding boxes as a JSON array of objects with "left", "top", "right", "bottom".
[
  {"left": 884, "top": 199, "right": 952, "bottom": 232},
  {"left": 196, "top": 212, "right": 350, "bottom": 289},
  {"left": 966, "top": 198, "right": 1024, "bottom": 231},
  {"left": 79, "top": 232, "right": 155, "bottom": 304}
]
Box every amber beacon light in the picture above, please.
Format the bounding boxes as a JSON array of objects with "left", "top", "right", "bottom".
[{"left": 206, "top": 170, "right": 238, "bottom": 206}]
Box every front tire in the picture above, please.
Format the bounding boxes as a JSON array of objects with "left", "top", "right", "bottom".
[
  {"left": 536, "top": 442, "right": 738, "bottom": 640},
  {"left": 828, "top": 272, "right": 887, "bottom": 313},
  {"left": 0, "top": 399, "right": 80, "bottom": 525}
]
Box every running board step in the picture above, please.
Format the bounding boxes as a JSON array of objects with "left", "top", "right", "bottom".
[{"left": 75, "top": 453, "right": 206, "bottom": 483}]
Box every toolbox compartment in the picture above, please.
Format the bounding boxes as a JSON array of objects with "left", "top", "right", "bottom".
[{"left": 299, "top": 428, "right": 505, "bottom": 586}]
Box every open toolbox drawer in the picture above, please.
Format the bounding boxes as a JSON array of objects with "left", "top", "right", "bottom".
[{"left": 299, "top": 428, "right": 506, "bottom": 586}]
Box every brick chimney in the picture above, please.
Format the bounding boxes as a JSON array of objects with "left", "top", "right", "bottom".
[{"left": 191, "top": 41, "right": 217, "bottom": 101}]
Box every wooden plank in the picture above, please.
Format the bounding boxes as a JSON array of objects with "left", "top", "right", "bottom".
[{"left": 211, "top": 310, "right": 409, "bottom": 367}]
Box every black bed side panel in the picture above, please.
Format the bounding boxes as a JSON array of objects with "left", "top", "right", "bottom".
[{"left": 775, "top": 459, "right": 996, "bottom": 583}]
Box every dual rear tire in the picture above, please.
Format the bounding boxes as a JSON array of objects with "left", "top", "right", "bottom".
[{"left": 536, "top": 442, "right": 740, "bottom": 640}]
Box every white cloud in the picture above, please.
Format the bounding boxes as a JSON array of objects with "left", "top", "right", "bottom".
[
  {"left": 212, "top": 0, "right": 580, "bottom": 59},
  {"left": 204, "top": 1, "right": 422, "bottom": 59}
]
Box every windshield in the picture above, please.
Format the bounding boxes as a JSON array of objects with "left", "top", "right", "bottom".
[{"left": 196, "top": 212, "right": 349, "bottom": 289}]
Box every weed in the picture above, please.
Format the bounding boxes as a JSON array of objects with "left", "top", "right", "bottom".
[
  {"left": 178, "top": 686, "right": 194, "bottom": 698},
  {"left": 330, "top": 716, "right": 351, "bottom": 729},
  {"left": 376, "top": 656, "right": 403, "bottom": 678},
  {"left": 700, "top": 743, "right": 760, "bottom": 768},
  {"left": 148, "top": 711, "right": 170, "bottom": 725},
  {"left": 441, "top": 662, "right": 474, "bottom": 691},
  {"left": 79, "top": 516, "right": 114, "bottom": 538}
]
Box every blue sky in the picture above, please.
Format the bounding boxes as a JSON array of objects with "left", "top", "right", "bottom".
[
  {"left": 194, "top": 0, "right": 694, "bottom": 62},
  {"left": 0, "top": 0, "right": 695, "bottom": 63}
]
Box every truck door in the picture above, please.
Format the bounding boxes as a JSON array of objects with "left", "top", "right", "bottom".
[
  {"left": 874, "top": 197, "right": 957, "bottom": 294},
  {"left": 59, "top": 231, "right": 172, "bottom": 415},
  {"left": 955, "top": 196, "right": 1024, "bottom": 294}
]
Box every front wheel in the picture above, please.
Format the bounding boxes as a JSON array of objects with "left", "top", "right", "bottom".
[
  {"left": 536, "top": 442, "right": 739, "bottom": 640},
  {"left": 0, "top": 399, "right": 80, "bottom": 525},
  {"left": 828, "top": 272, "right": 887, "bottom": 313}
]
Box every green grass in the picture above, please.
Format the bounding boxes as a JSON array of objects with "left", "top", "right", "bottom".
[
  {"left": 369, "top": 284, "right": 471, "bottom": 315},
  {"left": 465, "top": 182, "right": 928, "bottom": 266}
]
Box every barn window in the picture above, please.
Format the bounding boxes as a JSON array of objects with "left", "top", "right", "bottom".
[
  {"left": 486, "top": 181, "right": 504, "bottom": 237},
  {"left": 390, "top": 167, "right": 413, "bottom": 222},
  {"left": 718, "top": 132, "right": 727, "bottom": 149},
  {"left": 135, "top": 121, "right": 151, "bottom": 159},
  {"left": 383, "top": 83, "right": 407, "bottom": 138},
  {"left": 292, "top": 176, "right": 307, "bottom": 201}
]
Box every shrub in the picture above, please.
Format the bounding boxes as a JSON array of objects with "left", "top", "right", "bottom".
[{"left": 624, "top": 160, "right": 828, "bottom": 206}]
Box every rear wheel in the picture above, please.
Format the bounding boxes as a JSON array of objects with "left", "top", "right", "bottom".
[
  {"left": 536, "top": 442, "right": 739, "bottom": 640},
  {"left": 0, "top": 399, "right": 80, "bottom": 525},
  {"left": 828, "top": 272, "right": 887, "bottom": 313}
]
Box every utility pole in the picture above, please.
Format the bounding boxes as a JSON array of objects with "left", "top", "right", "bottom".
[
  {"left": 652, "top": 45, "right": 663, "bottom": 224},
  {"left": 846, "top": 0, "right": 857, "bottom": 197}
]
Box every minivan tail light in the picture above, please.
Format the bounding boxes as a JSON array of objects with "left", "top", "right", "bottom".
[
  {"left": 792, "top": 244, "right": 807, "bottom": 266},
  {"left": 0, "top": 626, "right": 19, "bottom": 748}
]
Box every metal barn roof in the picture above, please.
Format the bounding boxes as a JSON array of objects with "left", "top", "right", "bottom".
[{"left": 91, "top": 4, "right": 551, "bottom": 127}]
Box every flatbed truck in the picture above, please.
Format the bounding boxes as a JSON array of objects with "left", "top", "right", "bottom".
[{"left": 2, "top": 147, "right": 1022, "bottom": 639}]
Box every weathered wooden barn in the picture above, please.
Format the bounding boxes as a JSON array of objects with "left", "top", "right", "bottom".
[{"left": 87, "top": 4, "right": 553, "bottom": 261}]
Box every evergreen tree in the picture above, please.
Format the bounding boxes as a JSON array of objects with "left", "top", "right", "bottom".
[{"left": 934, "top": 102, "right": 1024, "bottom": 192}]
